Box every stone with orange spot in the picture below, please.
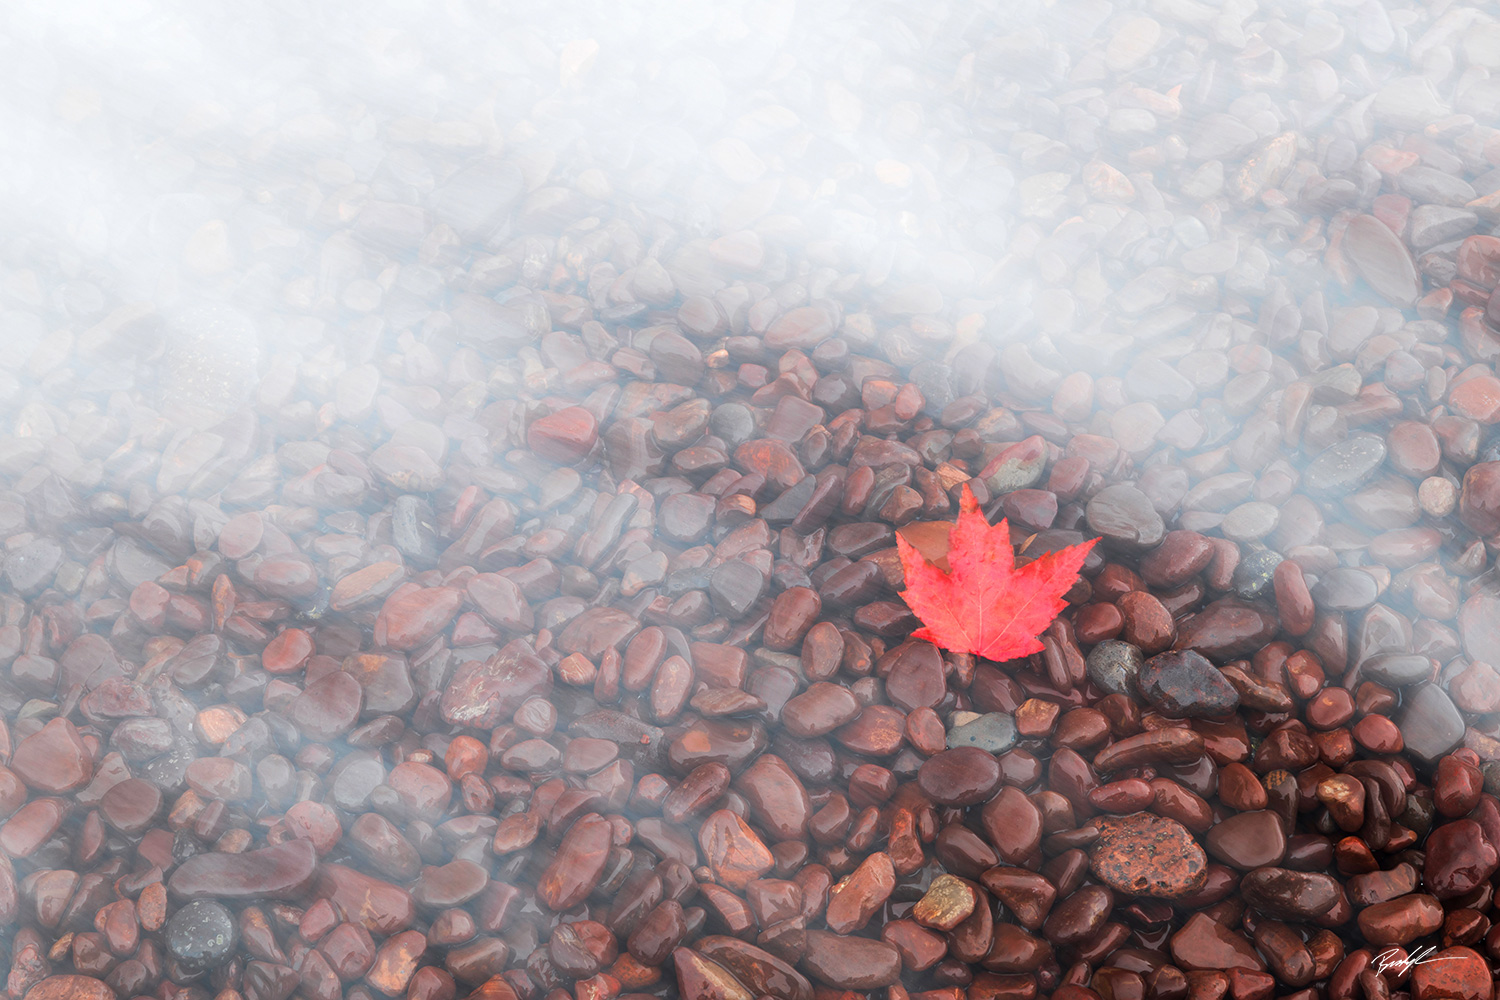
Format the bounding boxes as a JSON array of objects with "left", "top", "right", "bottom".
[{"left": 1088, "top": 812, "right": 1207, "bottom": 898}]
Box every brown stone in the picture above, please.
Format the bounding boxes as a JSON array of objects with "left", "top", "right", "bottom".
[
  {"left": 23, "top": 977, "right": 115, "bottom": 1000},
  {"left": 824, "top": 852, "right": 894, "bottom": 934},
  {"left": 10, "top": 719, "right": 92, "bottom": 793},
  {"left": 1169, "top": 913, "right": 1266, "bottom": 971},
  {"left": 1088, "top": 813, "right": 1208, "bottom": 898},
  {"left": 699, "top": 810, "right": 775, "bottom": 890},
  {"left": 1409, "top": 946, "right": 1492, "bottom": 1000}
]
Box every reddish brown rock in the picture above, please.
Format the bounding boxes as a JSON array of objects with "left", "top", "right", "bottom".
[
  {"left": 365, "top": 930, "right": 428, "bottom": 996},
  {"left": 528, "top": 407, "right": 599, "bottom": 463},
  {"left": 671, "top": 948, "right": 753, "bottom": 1000},
  {"left": 538, "top": 813, "right": 612, "bottom": 910},
  {"left": 699, "top": 810, "right": 775, "bottom": 890},
  {"left": 1357, "top": 894, "right": 1445, "bottom": 946},
  {"left": 440, "top": 643, "right": 552, "bottom": 731},
  {"left": 23, "top": 977, "right": 115, "bottom": 1000},
  {"left": 1169, "top": 913, "right": 1266, "bottom": 971},
  {"left": 0, "top": 798, "right": 65, "bottom": 857},
  {"left": 312, "top": 865, "right": 417, "bottom": 936},
  {"left": 800, "top": 930, "right": 902, "bottom": 990},
  {"left": 823, "top": 852, "right": 894, "bottom": 934},
  {"left": 1409, "top": 946, "right": 1492, "bottom": 1000},
  {"left": 734, "top": 755, "right": 811, "bottom": 842},
  {"left": 694, "top": 936, "right": 812, "bottom": 1000},
  {"left": 377, "top": 586, "right": 464, "bottom": 650},
  {"left": 168, "top": 840, "right": 317, "bottom": 902},
  {"left": 10, "top": 719, "right": 92, "bottom": 793},
  {"left": 1423, "top": 819, "right": 1498, "bottom": 899},
  {"left": 1088, "top": 813, "right": 1208, "bottom": 899}
]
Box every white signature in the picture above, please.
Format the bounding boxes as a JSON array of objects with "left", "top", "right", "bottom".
[{"left": 1373, "top": 946, "right": 1459, "bottom": 976}]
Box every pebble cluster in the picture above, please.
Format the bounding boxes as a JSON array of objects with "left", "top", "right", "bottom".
[{"left": 9, "top": 3, "right": 1500, "bottom": 1000}]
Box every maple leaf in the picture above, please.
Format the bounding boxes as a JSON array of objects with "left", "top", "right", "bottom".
[{"left": 896, "top": 483, "right": 1097, "bottom": 661}]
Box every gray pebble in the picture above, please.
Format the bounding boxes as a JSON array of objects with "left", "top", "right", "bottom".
[
  {"left": 1232, "top": 548, "right": 1282, "bottom": 599},
  {"left": 1220, "top": 501, "right": 1279, "bottom": 542},
  {"left": 1396, "top": 683, "right": 1464, "bottom": 764},
  {"left": 1085, "top": 639, "right": 1143, "bottom": 698},
  {"left": 946, "top": 712, "right": 1016, "bottom": 753}
]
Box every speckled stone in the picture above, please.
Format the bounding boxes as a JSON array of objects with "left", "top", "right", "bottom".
[
  {"left": 1088, "top": 813, "right": 1208, "bottom": 899},
  {"left": 1232, "top": 549, "right": 1282, "bottom": 599},
  {"left": 165, "top": 900, "right": 238, "bottom": 973},
  {"left": 1303, "top": 434, "right": 1387, "bottom": 497},
  {"left": 1220, "top": 502, "right": 1279, "bottom": 542}
]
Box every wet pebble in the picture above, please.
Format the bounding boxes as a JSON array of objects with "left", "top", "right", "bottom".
[{"left": 165, "top": 900, "right": 238, "bottom": 973}]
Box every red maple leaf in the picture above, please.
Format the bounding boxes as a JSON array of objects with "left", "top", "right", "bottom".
[{"left": 897, "top": 483, "right": 1097, "bottom": 661}]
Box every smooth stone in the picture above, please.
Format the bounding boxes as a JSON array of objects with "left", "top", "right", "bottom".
[
  {"left": 1459, "top": 590, "right": 1500, "bottom": 665},
  {"left": 1302, "top": 434, "right": 1387, "bottom": 496},
  {"left": 917, "top": 748, "right": 1002, "bottom": 806},
  {"left": 824, "top": 852, "right": 895, "bottom": 934},
  {"left": 5, "top": 538, "right": 63, "bottom": 596},
  {"left": 1169, "top": 913, "right": 1266, "bottom": 972},
  {"left": 1086, "top": 485, "right": 1166, "bottom": 548},
  {"left": 882, "top": 641, "right": 945, "bottom": 713},
  {"left": 698, "top": 810, "right": 775, "bottom": 890},
  {"left": 167, "top": 840, "right": 317, "bottom": 901},
  {"left": 801, "top": 930, "right": 902, "bottom": 989},
  {"left": 1397, "top": 684, "right": 1465, "bottom": 764},
  {"left": 1423, "top": 819, "right": 1498, "bottom": 899},
  {"left": 1310, "top": 568, "right": 1380, "bottom": 611},
  {"left": 10, "top": 718, "right": 92, "bottom": 793},
  {"left": 1139, "top": 531, "right": 1215, "bottom": 587},
  {"left": 1362, "top": 653, "right": 1432, "bottom": 687},
  {"left": 0, "top": 797, "right": 65, "bottom": 856},
  {"left": 1220, "top": 502, "right": 1278, "bottom": 542},
  {"left": 1238, "top": 867, "right": 1340, "bottom": 920},
  {"left": 377, "top": 586, "right": 463, "bottom": 649},
  {"left": 440, "top": 644, "right": 552, "bottom": 731},
  {"left": 1136, "top": 649, "right": 1239, "bottom": 718},
  {"left": 411, "top": 860, "right": 488, "bottom": 909},
  {"left": 1460, "top": 463, "right": 1500, "bottom": 535},
  {"left": 527, "top": 407, "right": 599, "bottom": 463},
  {"left": 709, "top": 561, "right": 764, "bottom": 619},
  {"left": 1409, "top": 947, "right": 1492, "bottom": 1000},
  {"left": 1085, "top": 640, "right": 1143, "bottom": 698},
  {"left": 734, "top": 755, "right": 811, "bottom": 842},
  {"left": 1357, "top": 894, "right": 1444, "bottom": 946},
  {"left": 1204, "top": 811, "right": 1286, "bottom": 870},
  {"left": 166, "top": 900, "right": 238, "bottom": 973},
  {"left": 672, "top": 949, "right": 753, "bottom": 1000},
  {"left": 946, "top": 713, "right": 1017, "bottom": 753},
  {"left": 23, "top": 978, "right": 115, "bottom": 1000},
  {"left": 99, "top": 779, "right": 163, "bottom": 835},
  {"left": 1343, "top": 214, "right": 1421, "bottom": 305},
  {"left": 766, "top": 307, "right": 835, "bottom": 350},
  {"left": 289, "top": 672, "right": 363, "bottom": 741},
  {"left": 781, "top": 683, "right": 860, "bottom": 738},
  {"left": 694, "top": 936, "right": 812, "bottom": 1000},
  {"left": 1174, "top": 599, "right": 1278, "bottom": 660},
  {"left": 313, "top": 865, "right": 417, "bottom": 936}
]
